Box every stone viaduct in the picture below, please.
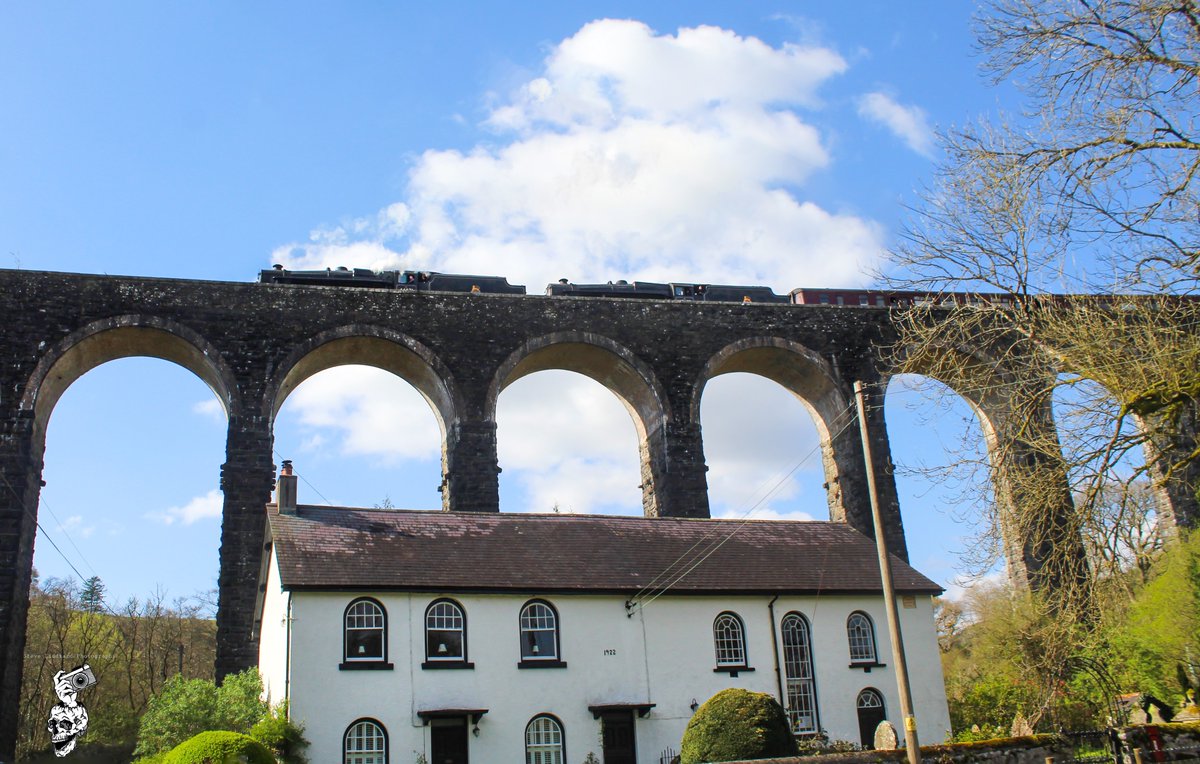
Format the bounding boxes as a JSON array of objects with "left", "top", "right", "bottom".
[{"left": 1, "top": 268, "right": 1196, "bottom": 756}]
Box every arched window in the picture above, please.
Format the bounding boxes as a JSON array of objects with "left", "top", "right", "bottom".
[
  {"left": 847, "top": 612, "right": 877, "bottom": 664},
  {"left": 425, "top": 599, "right": 467, "bottom": 663},
  {"left": 524, "top": 714, "right": 565, "bottom": 764},
  {"left": 344, "top": 718, "right": 387, "bottom": 764},
  {"left": 856, "top": 688, "right": 887, "bottom": 748},
  {"left": 781, "top": 612, "right": 818, "bottom": 733},
  {"left": 344, "top": 598, "right": 386, "bottom": 663},
  {"left": 519, "top": 600, "right": 561, "bottom": 662},
  {"left": 713, "top": 612, "right": 747, "bottom": 667}
]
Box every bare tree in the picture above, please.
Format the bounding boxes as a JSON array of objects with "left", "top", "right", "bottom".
[{"left": 887, "top": 0, "right": 1200, "bottom": 611}]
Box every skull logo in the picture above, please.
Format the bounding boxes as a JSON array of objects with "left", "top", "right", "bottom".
[{"left": 47, "top": 665, "right": 93, "bottom": 757}]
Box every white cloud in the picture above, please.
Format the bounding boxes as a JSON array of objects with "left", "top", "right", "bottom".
[
  {"left": 147, "top": 489, "right": 223, "bottom": 526},
  {"left": 280, "top": 366, "right": 441, "bottom": 464},
  {"left": 497, "top": 372, "right": 642, "bottom": 514},
  {"left": 57, "top": 514, "right": 96, "bottom": 539},
  {"left": 942, "top": 569, "right": 1007, "bottom": 604},
  {"left": 273, "top": 19, "right": 885, "bottom": 290},
  {"left": 857, "top": 91, "right": 934, "bottom": 157},
  {"left": 702, "top": 373, "right": 827, "bottom": 518},
  {"left": 265, "top": 20, "right": 893, "bottom": 527},
  {"left": 191, "top": 398, "right": 225, "bottom": 422}
]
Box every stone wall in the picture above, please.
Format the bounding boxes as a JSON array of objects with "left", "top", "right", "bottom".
[{"left": 723, "top": 736, "right": 1067, "bottom": 764}]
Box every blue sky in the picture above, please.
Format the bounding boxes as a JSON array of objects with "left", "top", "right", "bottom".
[{"left": 4, "top": 3, "right": 1025, "bottom": 607}]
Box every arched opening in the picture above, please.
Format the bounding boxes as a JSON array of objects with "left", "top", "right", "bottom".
[
  {"left": 496, "top": 370, "right": 642, "bottom": 514},
  {"left": 856, "top": 688, "right": 887, "bottom": 749},
  {"left": 1051, "top": 374, "right": 1158, "bottom": 587},
  {"left": 490, "top": 336, "right": 663, "bottom": 516},
  {"left": 695, "top": 339, "right": 849, "bottom": 523},
  {"left": 699, "top": 373, "right": 828, "bottom": 521},
  {"left": 270, "top": 334, "right": 451, "bottom": 510},
  {"left": 32, "top": 357, "right": 228, "bottom": 602},
  {"left": 18, "top": 347, "right": 227, "bottom": 755},
  {"left": 884, "top": 373, "right": 997, "bottom": 594}
]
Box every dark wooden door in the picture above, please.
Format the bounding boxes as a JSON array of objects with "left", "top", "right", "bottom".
[
  {"left": 856, "top": 689, "right": 887, "bottom": 749},
  {"left": 430, "top": 718, "right": 469, "bottom": 764},
  {"left": 600, "top": 711, "right": 636, "bottom": 764}
]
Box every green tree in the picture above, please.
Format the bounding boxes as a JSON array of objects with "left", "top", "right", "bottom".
[
  {"left": 1104, "top": 532, "right": 1200, "bottom": 703},
  {"left": 17, "top": 577, "right": 216, "bottom": 760},
  {"left": 80, "top": 577, "right": 106, "bottom": 614},
  {"left": 249, "top": 702, "right": 309, "bottom": 764},
  {"left": 133, "top": 669, "right": 267, "bottom": 760}
]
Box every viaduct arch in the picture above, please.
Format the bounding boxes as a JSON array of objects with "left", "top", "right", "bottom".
[{"left": 1, "top": 268, "right": 1196, "bottom": 756}]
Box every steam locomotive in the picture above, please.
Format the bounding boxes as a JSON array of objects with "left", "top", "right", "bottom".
[
  {"left": 258, "top": 265, "right": 526, "bottom": 294},
  {"left": 258, "top": 265, "right": 989, "bottom": 308}
]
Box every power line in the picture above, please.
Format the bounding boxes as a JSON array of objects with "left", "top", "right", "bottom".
[
  {"left": 273, "top": 449, "right": 335, "bottom": 506},
  {"left": 628, "top": 400, "right": 863, "bottom": 614}
]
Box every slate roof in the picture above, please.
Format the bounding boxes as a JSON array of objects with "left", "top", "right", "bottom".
[{"left": 267, "top": 506, "right": 942, "bottom": 596}]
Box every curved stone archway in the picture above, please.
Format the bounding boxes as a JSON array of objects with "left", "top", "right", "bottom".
[
  {"left": 21, "top": 315, "right": 236, "bottom": 449},
  {"left": 266, "top": 327, "right": 461, "bottom": 508},
  {"left": 488, "top": 332, "right": 670, "bottom": 516},
  {"left": 693, "top": 337, "right": 860, "bottom": 528},
  {"left": 892, "top": 341, "right": 1090, "bottom": 595}
]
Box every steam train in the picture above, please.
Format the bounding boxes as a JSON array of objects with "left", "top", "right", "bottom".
[
  {"left": 258, "top": 265, "right": 526, "bottom": 294},
  {"left": 258, "top": 265, "right": 996, "bottom": 308}
]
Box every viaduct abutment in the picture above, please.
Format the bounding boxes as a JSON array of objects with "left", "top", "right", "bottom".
[{"left": 0, "top": 268, "right": 1192, "bottom": 757}]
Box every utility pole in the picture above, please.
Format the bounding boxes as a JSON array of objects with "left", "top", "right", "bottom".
[{"left": 854, "top": 380, "right": 921, "bottom": 764}]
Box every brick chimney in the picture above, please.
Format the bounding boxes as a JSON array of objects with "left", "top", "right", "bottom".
[{"left": 276, "top": 460, "right": 297, "bottom": 515}]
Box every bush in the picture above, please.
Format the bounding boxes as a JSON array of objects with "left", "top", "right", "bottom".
[
  {"left": 163, "top": 731, "right": 274, "bottom": 764},
  {"left": 679, "top": 688, "right": 798, "bottom": 764},
  {"left": 134, "top": 669, "right": 268, "bottom": 759},
  {"left": 249, "top": 702, "right": 309, "bottom": 764}
]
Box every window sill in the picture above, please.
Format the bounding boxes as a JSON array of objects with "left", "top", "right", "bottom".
[
  {"left": 518, "top": 659, "right": 568, "bottom": 669},
  {"left": 849, "top": 661, "right": 886, "bottom": 672},
  {"left": 421, "top": 660, "right": 475, "bottom": 670},
  {"left": 713, "top": 666, "right": 755, "bottom": 678},
  {"left": 339, "top": 661, "right": 394, "bottom": 671}
]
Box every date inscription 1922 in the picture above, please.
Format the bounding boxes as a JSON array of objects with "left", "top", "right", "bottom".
[{"left": 603, "top": 649, "right": 617, "bottom": 656}]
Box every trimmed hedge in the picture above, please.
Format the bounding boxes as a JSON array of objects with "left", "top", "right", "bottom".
[
  {"left": 681, "top": 688, "right": 799, "bottom": 764},
  {"left": 163, "top": 731, "right": 274, "bottom": 764}
]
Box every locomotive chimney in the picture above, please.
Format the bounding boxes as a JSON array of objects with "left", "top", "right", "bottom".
[{"left": 276, "top": 460, "right": 297, "bottom": 515}]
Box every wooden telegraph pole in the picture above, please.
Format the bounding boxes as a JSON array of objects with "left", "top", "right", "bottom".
[{"left": 854, "top": 380, "right": 921, "bottom": 764}]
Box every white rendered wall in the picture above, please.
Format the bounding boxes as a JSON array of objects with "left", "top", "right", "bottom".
[
  {"left": 256, "top": 549, "right": 289, "bottom": 708},
  {"left": 267, "top": 587, "right": 950, "bottom": 764}
]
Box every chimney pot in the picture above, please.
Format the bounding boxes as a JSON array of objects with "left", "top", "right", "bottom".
[{"left": 276, "top": 461, "right": 298, "bottom": 514}]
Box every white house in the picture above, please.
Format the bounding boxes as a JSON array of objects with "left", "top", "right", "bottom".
[{"left": 256, "top": 468, "right": 950, "bottom": 764}]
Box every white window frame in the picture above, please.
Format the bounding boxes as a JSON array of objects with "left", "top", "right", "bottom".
[
  {"left": 344, "top": 719, "right": 387, "bottom": 764},
  {"left": 344, "top": 599, "right": 386, "bottom": 662},
  {"left": 525, "top": 715, "right": 565, "bottom": 764},
  {"left": 519, "top": 600, "right": 559, "bottom": 661},
  {"left": 713, "top": 612, "right": 747, "bottom": 667},
  {"left": 781, "top": 612, "right": 818, "bottom": 733},
  {"left": 847, "top": 611, "right": 877, "bottom": 664},
  {"left": 425, "top": 599, "right": 466, "bottom": 662}
]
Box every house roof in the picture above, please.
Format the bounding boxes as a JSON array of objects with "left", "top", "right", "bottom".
[{"left": 267, "top": 506, "right": 943, "bottom": 596}]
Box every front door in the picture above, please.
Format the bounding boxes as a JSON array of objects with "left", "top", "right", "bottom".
[
  {"left": 600, "top": 711, "right": 636, "bottom": 764},
  {"left": 856, "top": 689, "right": 887, "bottom": 749},
  {"left": 430, "top": 718, "right": 469, "bottom": 764}
]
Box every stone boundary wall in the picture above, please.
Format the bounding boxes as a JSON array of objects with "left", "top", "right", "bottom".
[
  {"left": 721, "top": 735, "right": 1067, "bottom": 764},
  {"left": 719, "top": 725, "right": 1200, "bottom": 764},
  {"left": 1120, "top": 722, "right": 1200, "bottom": 763}
]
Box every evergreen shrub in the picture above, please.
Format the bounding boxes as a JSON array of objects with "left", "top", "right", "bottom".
[
  {"left": 679, "top": 688, "right": 798, "bottom": 764},
  {"left": 163, "top": 731, "right": 274, "bottom": 764}
]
